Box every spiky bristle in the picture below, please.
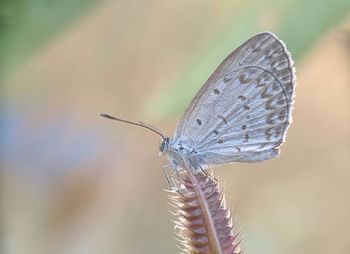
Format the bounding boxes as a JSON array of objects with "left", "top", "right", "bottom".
[{"left": 168, "top": 170, "right": 243, "bottom": 254}]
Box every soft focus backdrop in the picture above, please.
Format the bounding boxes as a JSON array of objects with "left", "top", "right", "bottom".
[{"left": 1, "top": 1, "right": 350, "bottom": 254}]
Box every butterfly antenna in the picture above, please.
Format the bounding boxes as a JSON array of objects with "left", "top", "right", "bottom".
[{"left": 100, "top": 113, "right": 167, "bottom": 139}]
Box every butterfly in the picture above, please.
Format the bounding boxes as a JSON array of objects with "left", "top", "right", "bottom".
[{"left": 102, "top": 32, "right": 296, "bottom": 172}]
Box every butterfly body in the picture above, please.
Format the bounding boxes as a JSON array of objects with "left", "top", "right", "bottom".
[
  {"left": 162, "top": 135, "right": 280, "bottom": 171},
  {"left": 159, "top": 32, "right": 296, "bottom": 172},
  {"left": 166, "top": 138, "right": 202, "bottom": 170}
]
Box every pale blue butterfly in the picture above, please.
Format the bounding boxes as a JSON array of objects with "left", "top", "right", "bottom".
[{"left": 102, "top": 32, "right": 296, "bottom": 172}]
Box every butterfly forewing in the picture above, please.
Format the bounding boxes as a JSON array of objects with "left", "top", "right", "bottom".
[{"left": 174, "top": 32, "right": 295, "bottom": 164}]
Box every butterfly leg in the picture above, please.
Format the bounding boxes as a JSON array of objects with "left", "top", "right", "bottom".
[
  {"left": 198, "top": 164, "right": 210, "bottom": 178},
  {"left": 170, "top": 167, "right": 183, "bottom": 190},
  {"left": 163, "top": 164, "right": 181, "bottom": 190},
  {"left": 165, "top": 165, "right": 180, "bottom": 189},
  {"left": 187, "top": 154, "right": 211, "bottom": 178},
  {"left": 197, "top": 161, "right": 217, "bottom": 182},
  {"left": 162, "top": 164, "right": 172, "bottom": 188}
]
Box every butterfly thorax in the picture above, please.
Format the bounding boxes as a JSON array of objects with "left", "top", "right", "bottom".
[{"left": 164, "top": 138, "right": 203, "bottom": 171}]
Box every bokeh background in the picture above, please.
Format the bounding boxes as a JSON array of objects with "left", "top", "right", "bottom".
[{"left": 1, "top": 1, "right": 350, "bottom": 254}]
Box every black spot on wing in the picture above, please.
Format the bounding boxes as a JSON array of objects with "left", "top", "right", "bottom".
[{"left": 239, "top": 74, "right": 251, "bottom": 84}]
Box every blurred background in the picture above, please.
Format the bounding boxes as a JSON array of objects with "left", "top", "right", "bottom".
[{"left": 1, "top": 1, "right": 350, "bottom": 254}]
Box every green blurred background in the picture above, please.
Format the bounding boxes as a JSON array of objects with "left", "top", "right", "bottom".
[{"left": 1, "top": 1, "right": 350, "bottom": 254}]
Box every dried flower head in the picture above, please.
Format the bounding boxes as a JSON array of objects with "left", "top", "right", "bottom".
[{"left": 168, "top": 169, "right": 243, "bottom": 254}]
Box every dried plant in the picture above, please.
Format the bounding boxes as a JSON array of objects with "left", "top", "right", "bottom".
[{"left": 167, "top": 168, "right": 243, "bottom": 254}]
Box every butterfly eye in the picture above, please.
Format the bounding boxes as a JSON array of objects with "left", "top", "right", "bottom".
[
  {"left": 159, "top": 139, "right": 165, "bottom": 152},
  {"left": 159, "top": 137, "right": 170, "bottom": 154}
]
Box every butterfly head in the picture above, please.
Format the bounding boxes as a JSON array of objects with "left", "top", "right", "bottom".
[{"left": 159, "top": 137, "right": 170, "bottom": 156}]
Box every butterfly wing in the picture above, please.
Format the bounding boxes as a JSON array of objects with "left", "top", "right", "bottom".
[{"left": 174, "top": 32, "right": 295, "bottom": 165}]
